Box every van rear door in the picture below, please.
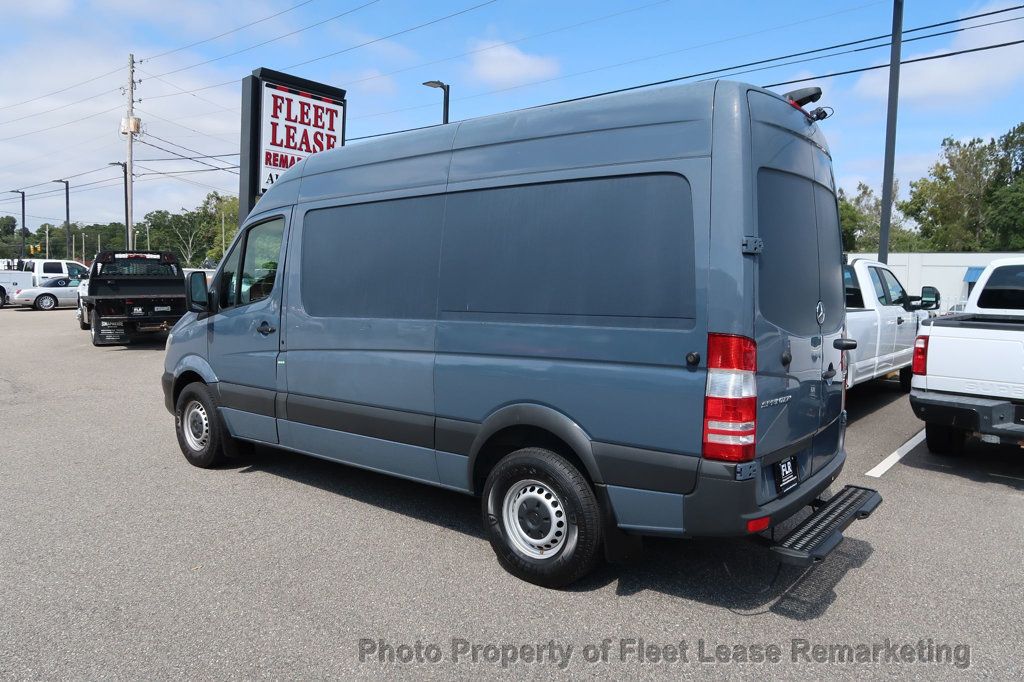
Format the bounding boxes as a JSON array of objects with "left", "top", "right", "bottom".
[{"left": 748, "top": 91, "right": 844, "bottom": 499}]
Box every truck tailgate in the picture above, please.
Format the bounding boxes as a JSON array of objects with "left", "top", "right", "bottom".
[{"left": 926, "top": 323, "right": 1024, "bottom": 400}]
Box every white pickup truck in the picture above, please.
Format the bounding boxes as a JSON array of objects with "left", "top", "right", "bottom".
[
  {"left": 911, "top": 256, "right": 1024, "bottom": 453},
  {"left": 843, "top": 259, "right": 940, "bottom": 391}
]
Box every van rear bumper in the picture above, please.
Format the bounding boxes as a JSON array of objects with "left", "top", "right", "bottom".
[
  {"left": 681, "top": 447, "right": 845, "bottom": 537},
  {"left": 604, "top": 444, "right": 846, "bottom": 538}
]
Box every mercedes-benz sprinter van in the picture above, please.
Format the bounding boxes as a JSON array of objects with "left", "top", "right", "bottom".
[{"left": 163, "top": 80, "right": 879, "bottom": 587}]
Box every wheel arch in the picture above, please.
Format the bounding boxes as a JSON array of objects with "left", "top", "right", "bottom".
[
  {"left": 170, "top": 355, "right": 218, "bottom": 408},
  {"left": 468, "top": 403, "right": 602, "bottom": 495}
]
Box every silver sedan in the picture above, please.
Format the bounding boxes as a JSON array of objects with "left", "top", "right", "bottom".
[{"left": 7, "top": 277, "right": 82, "bottom": 310}]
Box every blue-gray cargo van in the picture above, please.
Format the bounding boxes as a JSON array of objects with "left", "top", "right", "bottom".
[{"left": 163, "top": 80, "right": 880, "bottom": 587}]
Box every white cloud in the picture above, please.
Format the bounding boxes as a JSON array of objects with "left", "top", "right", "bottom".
[
  {"left": 466, "top": 40, "right": 559, "bottom": 88},
  {"left": 0, "top": 0, "right": 73, "bottom": 19},
  {"left": 853, "top": 1, "right": 1024, "bottom": 104}
]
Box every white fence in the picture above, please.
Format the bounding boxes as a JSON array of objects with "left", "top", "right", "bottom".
[{"left": 848, "top": 252, "right": 1022, "bottom": 311}]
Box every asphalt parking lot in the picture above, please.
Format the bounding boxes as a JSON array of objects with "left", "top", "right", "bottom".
[{"left": 1, "top": 307, "right": 1022, "bottom": 679}]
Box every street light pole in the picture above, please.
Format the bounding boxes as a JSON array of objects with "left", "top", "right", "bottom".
[
  {"left": 422, "top": 80, "right": 450, "bottom": 124},
  {"left": 53, "top": 179, "right": 70, "bottom": 259},
  {"left": 109, "top": 162, "right": 129, "bottom": 249},
  {"left": 9, "top": 189, "right": 25, "bottom": 263}
]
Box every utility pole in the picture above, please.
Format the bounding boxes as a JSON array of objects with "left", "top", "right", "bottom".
[
  {"left": 878, "top": 0, "right": 904, "bottom": 264},
  {"left": 124, "top": 53, "right": 138, "bottom": 250},
  {"left": 9, "top": 190, "right": 25, "bottom": 263},
  {"left": 52, "top": 180, "right": 70, "bottom": 258},
  {"left": 45, "top": 225, "right": 50, "bottom": 257},
  {"left": 221, "top": 211, "right": 226, "bottom": 255}
]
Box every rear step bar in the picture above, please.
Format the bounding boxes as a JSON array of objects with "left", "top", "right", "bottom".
[{"left": 770, "top": 485, "right": 882, "bottom": 567}]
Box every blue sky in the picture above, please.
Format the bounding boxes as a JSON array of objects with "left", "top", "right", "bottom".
[{"left": 2, "top": 0, "right": 1023, "bottom": 231}]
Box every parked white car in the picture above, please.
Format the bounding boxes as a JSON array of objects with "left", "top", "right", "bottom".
[
  {"left": 843, "top": 259, "right": 940, "bottom": 390},
  {"left": 7, "top": 277, "right": 82, "bottom": 310},
  {"left": 911, "top": 256, "right": 1024, "bottom": 453}
]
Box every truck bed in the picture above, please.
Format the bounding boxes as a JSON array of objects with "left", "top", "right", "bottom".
[{"left": 921, "top": 315, "right": 1024, "bottom": 400}]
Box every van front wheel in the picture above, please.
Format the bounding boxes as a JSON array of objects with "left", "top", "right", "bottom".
[{"left": 483, "top": 447, "right": 603, "bottom": 588}]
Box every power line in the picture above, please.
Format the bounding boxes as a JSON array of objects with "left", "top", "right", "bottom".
[
  {"left": 287, "top": 0, "right": 499, "bottom": 69},
  {"left": 0, "top": 88, "right": 122, "bottom": 127},
  {"left": 15, "top": 166, "right": 113, "bottom": 191},
  {"left": 144, "top": 133, "right": 241, "bottom": 173},
  {"left": 0, "top": 66, "right": 123, "bottom": 113},
  {"left": 135, "top": 167, "right": 240, "bottom": 177},
  {"left": 339, "top": 0, "right": 671, "bottom": 90},
  {"left": 144, "top": 0, "right": 502, "bottom": 101},
  {"left": 134, "top": 108, "right": 237, "bottom": 144},
  {"left": 136, "top": 153, "right": 239, "bottom": 162},
  {"left": 0, "top": 104, "right": 123, "bottom": 143},
  {"left": 133, "top": 164, "right": 238, "bottom": 195},
  {"left": 763, "top": 37, "right": 1024, "bottom": 88},
  {"left": 136, "top": 138, "right": 240, "bottom": 175},
  {"left": 149, "top": 0, "right": 382, "bottom": 78},
  {"left": 353, "top": 4, "right": 1024, "bottom": 121},
  {"left": 142, "top": 0, "right": 320, "bottom": 61}
]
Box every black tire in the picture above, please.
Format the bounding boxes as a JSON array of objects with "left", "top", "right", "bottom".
[
  {"left": 925, "top": 422, "right": 966, "bottom": 455},
  {"left": 482, "top": 447, "right": 603, "bottom": 588},
  {"left": 174, "top": 382, "right": 240, "bottom": 468},
  {"left": 899, "top": 366, "right": 913, "bottom": 392},
  {"left": 0, "top": 287, "right": 6, "bottom": 308},
  {"left": 34, "top": 294, "right": 57, "bottom": 311},
  {"left": 78, "top": 302, "right": 90, "bottom": 330}
]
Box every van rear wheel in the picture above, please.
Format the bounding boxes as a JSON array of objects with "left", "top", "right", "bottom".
[
  {"left": 925, "top": 422, "right": 966, "bottom": 455},
  {"left": 482, "top": 447, "right": 603, "bottom": 588}
]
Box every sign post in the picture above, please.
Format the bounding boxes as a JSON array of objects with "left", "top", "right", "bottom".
[{"left": 239, "top": 68, "right": 347, "bottom": 224}]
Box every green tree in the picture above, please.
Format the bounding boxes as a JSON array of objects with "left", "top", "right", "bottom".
[
  {"left": 985, "top": 176, "right": 1024, "bottom": 250},
  {"left": 839, "top": 181, "right": 926, "bottom": 252},
  {"left": 900, "top": 137, "right": 998, "bottom": 251}
]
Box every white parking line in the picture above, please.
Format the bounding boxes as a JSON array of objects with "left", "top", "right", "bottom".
[{"left": 866, "top": 430, "right": 926, "bottom": 478}]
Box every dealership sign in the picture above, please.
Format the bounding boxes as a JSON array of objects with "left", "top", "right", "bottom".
[{"left": 239, "top": 68, "right": 347, "bottom": 221}]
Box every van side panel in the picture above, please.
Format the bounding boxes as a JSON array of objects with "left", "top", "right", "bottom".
[
  {"left": 278, "top": 133, "right": 454, "bottom": 485},
  {"left": 436, "top": 92, "right": 714, "bottom": 506}
]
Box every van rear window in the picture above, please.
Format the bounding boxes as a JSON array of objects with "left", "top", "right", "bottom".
[
  {"left": 757, "top": 169, "right": 843, "bottom": 335},
  {"left": 977, "top": 265, "right": 1024, "bottom": 310}
]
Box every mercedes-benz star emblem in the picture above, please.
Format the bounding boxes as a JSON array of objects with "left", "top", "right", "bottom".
[{"left": 816, "top": 301, "right": 825, "bottom": 325}]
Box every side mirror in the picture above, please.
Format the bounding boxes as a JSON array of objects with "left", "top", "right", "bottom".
[
  {"left": 921, "top": 285, "right": 940, "bottom": 311},
  {"left": 187, "top": 270, "right": 210, "bottom": 314}
]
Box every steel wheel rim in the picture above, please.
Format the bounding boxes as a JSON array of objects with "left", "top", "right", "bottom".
[
  {"left": 502, "top": 479, "right": 570, "bottom": 559},
  {"left": 182, "top": 400, "right": 210, "bottom": 451}
]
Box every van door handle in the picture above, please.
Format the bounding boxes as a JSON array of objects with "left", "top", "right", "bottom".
[
  {"left": 897, "top": 316, "right": 905, "bottom": 324},
  {"left": 256, "top": 321, "right": 276, "bottom": 336}
]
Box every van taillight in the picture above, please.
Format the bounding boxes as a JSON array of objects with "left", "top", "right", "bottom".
[
  {"left": 912, "top": 336, "right": 928, "bottom": 375},
  {"left": 703, "top": 334, "right": 757, "bottom": 463}
]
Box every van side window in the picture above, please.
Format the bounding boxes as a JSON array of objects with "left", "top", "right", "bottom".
[
  {"left": 440, "top": 174, "right": 695, "bottom": 322},
  {"left": 868, "top": 268, "right": 887, "bottom": 305},
  {"left": 239, "top": 219, "right": 285, "bottom": 306},
  {"left": 302, "top": 196, "right": 444, "bottom": 319},
  {"left": 218, "top": 244, "right": 242, "bottom": 310}
]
